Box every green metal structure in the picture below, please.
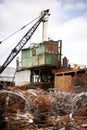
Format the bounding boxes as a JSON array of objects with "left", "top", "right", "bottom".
[{"left": 22, "top": 40, "right": 62, "bottom": 68}]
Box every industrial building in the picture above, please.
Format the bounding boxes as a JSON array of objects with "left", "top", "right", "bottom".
[
  {"left": 14, "top": 38, "right": 87, "bottom": 92},
  {"left": 15, "top": 40, "right": 62, "bottom": 88},
  {"left": 55, "top": 67, "right": 87, "bottom": 92},
  {"left": 0, "top": 9, "right": 87, "bottom": 92}
]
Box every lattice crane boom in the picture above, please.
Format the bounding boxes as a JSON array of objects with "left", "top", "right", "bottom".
[{"left": 0, "top": 9, "right": 50, "bottom": 74}]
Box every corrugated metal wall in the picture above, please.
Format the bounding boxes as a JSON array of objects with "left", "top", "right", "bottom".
[
  {"left": 15, "top": 70, "right": 31, "bottom": 86},
  {"left": 54, "top": 75, "right": 74, "bottom": 92},
  {"left": 54, "top": 69, "right": 87, "bottom": 92}
]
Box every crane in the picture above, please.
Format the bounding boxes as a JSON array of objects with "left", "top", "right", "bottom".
[{"left": 0, "top": 9, "right": 50, "bottom": 74}]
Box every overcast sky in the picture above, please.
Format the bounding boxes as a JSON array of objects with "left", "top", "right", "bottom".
[{"left": 0, "top": 0, "right": 87, "bottom": 68}]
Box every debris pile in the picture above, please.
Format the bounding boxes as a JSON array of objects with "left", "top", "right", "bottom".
[{"left": 0, "top": 87, "right": 87, "bottom": 130}]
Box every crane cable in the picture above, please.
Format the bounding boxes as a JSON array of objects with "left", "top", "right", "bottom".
[
  {"left": 0, "top": 16, "right": 40, "bottom": 58},
  {"left": 0, "top": 16, "right": 40, "bottom": 44}
]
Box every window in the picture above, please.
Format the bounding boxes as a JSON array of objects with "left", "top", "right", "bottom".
[{"left": 32, "top": 49, "right": 36, "bottom": 56}]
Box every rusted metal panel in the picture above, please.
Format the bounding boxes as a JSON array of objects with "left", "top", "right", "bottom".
[
  {"left": 54, "top": 69, "right": 87, "bottom": 92},
  {"left": 55, "top": 75, "right": 74, "bottom": 92},
  {"left": 38, "top": 54, "right": 45, "bottom": 65},
  {"left": 45, "top": 42, "right": 58, "bottom": 54},
  {"left": 51, "top": 44, "right": 58, "bottom": 54},
  {"left": 32, "top": 49, "right": 36, "bottom": 56},
  {"left": 45, "top": 43, "right": 52, "bottom": 53}
]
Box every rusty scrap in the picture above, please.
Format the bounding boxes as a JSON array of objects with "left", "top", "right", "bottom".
[{"left": 0, "top": 86, "right": 87, "bottom": 130}]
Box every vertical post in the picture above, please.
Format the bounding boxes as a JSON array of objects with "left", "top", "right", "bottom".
[
  {"left": 42, "top": 22, "right": 44, "bottom": 42},
  {"left": 16, "top": 57, "right": 19, "bottom": 70},
  {"left": 58, "top": 40, "right": 62, "bottom": 67},
  {"left": 42, "top": 21, "right": 48, "bottom": 42}
]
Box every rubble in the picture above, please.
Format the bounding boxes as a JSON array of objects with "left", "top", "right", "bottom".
[{"left": 0, "top": 86, "right": 87, "bottom": 130}]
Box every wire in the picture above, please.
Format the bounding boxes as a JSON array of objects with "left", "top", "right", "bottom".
[{"left": 0, "top": 16, "right": 40, "bottom": 44}]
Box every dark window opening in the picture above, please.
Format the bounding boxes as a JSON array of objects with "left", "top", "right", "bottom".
[{"left": 32, "top": 49, "right": 36, "bottom": 56}]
